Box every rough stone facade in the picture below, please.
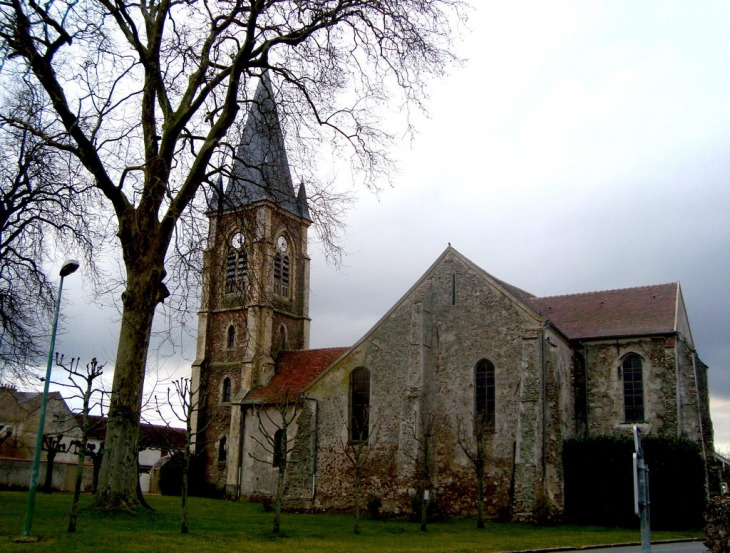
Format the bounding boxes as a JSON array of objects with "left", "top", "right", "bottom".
[
  {"left": 191, "top": 74, "right": 715, "bottom": 520},
  {"left": 194, "top": 239, "right": 715, "bottom": 520}
]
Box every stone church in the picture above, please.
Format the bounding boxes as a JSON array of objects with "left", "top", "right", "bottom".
[{"left": 191, "top": 75, "right": 715, "bottom": 520}]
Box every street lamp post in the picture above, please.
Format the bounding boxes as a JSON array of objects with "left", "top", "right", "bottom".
[{"left": 21, "top": 259, "right": 79, "bottom": 539}]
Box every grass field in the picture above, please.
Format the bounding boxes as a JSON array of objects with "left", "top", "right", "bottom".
[{"left": 0, "top": 492, "right": 703, "bottom": 553}]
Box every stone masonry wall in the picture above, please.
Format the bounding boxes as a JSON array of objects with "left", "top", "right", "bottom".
[
  {"left": 306, "top": 252, "right": 557, "bottom": 519},
  {"left": 584, "top": 337, "right": 677, "bottom": 436}
]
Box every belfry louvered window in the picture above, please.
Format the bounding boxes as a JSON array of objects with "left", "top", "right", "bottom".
[
  {"left": 274, "top": 253, "right": 290, "bottom": 297},
  {"left": 475, "top": 359, "right": 495, "bottom": 431},
  {"left": 623, "top": 354, "right": 645, "bottom": 423},
  {"left": 224, "top": 239, "right": 247, "bottom": 294}
]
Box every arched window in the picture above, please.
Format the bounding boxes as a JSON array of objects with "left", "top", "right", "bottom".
[
  {"left": 218, "top": 436, "right": 227, "bottom": 462},
  {"left": 222, "top": 377, "right": 231, "bottom": 403},
  {"left": 278, "top": 325, "right": 287, "bottom": 351},
  {"left": 475, "top": 359, "right": 495, "bottom": 430},
  {"left": 350, "top": 367, "right": 370, "bottom": 442},
  {"left": 225, "top": 233, "right": 247, "bottom": 294},
  {"left": 273, "top": 429, "right": 286, "bottom": 468},
  {"left": 623, "top": 354, "right": 644, "bottom": 423},
  {"left": 227, "top": 325, "right": 236, "bottom": 349}
]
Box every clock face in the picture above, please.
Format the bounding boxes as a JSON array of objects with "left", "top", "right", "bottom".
[
  {"left": 277, "top": 235, "right": 288, "bottom": 253},
  {"left": 231, "top": 232, "right": 244, "bottom": 249}
]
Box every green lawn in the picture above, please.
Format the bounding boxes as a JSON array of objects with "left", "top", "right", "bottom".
[{"left": 0, "top": 491, "right": 702, "bottom": 553}]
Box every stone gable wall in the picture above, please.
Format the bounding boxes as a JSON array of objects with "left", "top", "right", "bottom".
[{"left": 304, "top": 253, "right": 571, "bottom": 519}]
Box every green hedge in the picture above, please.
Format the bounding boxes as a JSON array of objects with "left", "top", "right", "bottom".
[{"left": 563, "top": 435, "right": 706, "bottom": 529}]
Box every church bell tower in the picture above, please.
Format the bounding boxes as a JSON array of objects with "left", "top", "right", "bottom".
[{"left": 191, "top": 73, "right": 311, "bottom": 490}]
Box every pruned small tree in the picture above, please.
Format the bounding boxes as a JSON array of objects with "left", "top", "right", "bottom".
[
  {"left": 41, "top": 433, "right": 66, "bottom": 493},
  {"left": 411, "top": 411, "right": 448, "bottom": 532},
  {"left": 154, "top": 377, "right": 207, "bottom": 534},
  {"left": 341, "top": 405, "right": 378, "bottom": 534},
  {"left": 84, "top": 441, "right": 104, "bottom": 494},
  {"left": 55, "top": 354, "right": 106, "bottom": 532},
  {"left": 250, "top": 389, "right": 312, "bottom": 534},
  {"left": 456, "top": 413, "right": 493, "bottom": 529}
]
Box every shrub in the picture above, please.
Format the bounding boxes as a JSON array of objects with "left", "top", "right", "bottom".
[
  {"left": 367, "top": 495, "right": 382, "bottom": 519},
  {"left": 158, "top": 452, "right": 184, "bottom": 496},
  {"left": 563, "top": 434, "right": 705, "bottom": 529},
  {"left": 410, "top": 491, "right": 442, "bottom": 523},
  {"left": 249, "top": 492, "right": 275, "bottom": 512}
]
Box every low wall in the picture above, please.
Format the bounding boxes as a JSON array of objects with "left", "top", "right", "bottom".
[{"left": 0, "top": 457, "right": 94, "bottom": 492}]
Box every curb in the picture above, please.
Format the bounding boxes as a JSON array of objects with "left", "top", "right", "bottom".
[{"left": 505, "top": 537, "right": 705, "bottom": 553}]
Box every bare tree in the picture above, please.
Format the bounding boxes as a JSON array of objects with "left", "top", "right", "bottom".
[
  {"left": 0, "top": 0, "right": 465, "bottom": 509},
  {"left": 456, "top": 413, "right": 493, "bottom": 529},
  {"left": 154, "top": 377, "right": 207, "bottom": 534},
  {"left": 250, "top": 389, "right": 312, "bottom": 534},
  {"left": 411, "top": 411, "right": 448, "bottom": 532},
  {"left": 55, "top": 355, "right": 106, "bottom": 532},
  {"left": 0, "top": 93, "right": 96, "bottom": 385},
  {"left": 41, "top": 433, "right": 66, "bottom": 493},
  {"left": 340, "top": 406, "right": 378, "bottom": 534}
]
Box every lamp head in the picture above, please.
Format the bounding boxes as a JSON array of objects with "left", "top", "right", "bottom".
[{"left": 60, "top": 260, "right": 80, "bottom": 278}]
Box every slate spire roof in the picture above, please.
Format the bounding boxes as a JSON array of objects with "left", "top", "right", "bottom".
[{"left": 213, "top": 72, "right": 310, "bottom": 220}]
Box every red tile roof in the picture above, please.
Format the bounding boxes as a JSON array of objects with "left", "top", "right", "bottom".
[
  {"left": 248, "top": 347, "right": 349, "bottom": 403},
  {"left": 74, "top": 414, "right": 186, "bottom": 449},
  {"left": 527, "top": 283, "right": 678, "bottom": 340}
]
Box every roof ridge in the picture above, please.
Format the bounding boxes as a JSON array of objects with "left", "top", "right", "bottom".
[
  {"left": 280, "top": 346, "right": 349, "bottom": 353},
  {"left": 536, "top": 282, "right": 676, "bottom": 300}
]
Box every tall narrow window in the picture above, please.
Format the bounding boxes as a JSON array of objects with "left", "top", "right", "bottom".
[
  {"left": 278, "top": 325, "right": 287, "bottom": 351},
  {"left": 274, "top": 235, "right": 291, "bottom": 298},
  {"left": 222, "top": 377, "right": 231, "bottom": 403},
  {"left": 451, "top": 273, "right": 456, "bottom": 305},
  {"left": 225, "top": 232, "right": 247, "bottom": 294},
  {"left": 274, "top": 253, "right": 290, "bottom": 297},
  {"left": 350, "top": 367, "right": 370, "bottom": 442},
  {"left": 227, "top": 325, "right": 236, "bottom": 349},
  {"left": 225, "top": 252, "right": 237, "bottom": 294},
  {"left": 623, "top": 354, "right": 644, "bottom": 423},
  {"left": 273, "top": 429, "right": 286, "bottom": 468},
  {"left": 475, "top": 359, "right": 495, "bottom": 430},
  {"left": 218, "top": 436, "right": 227, "bottom": 462},
  {"left": 281, "top": 255, "right": 290, "bottom": 297},
  {"left": 236, "top": 251, "right": 247, "bottom": 284}
]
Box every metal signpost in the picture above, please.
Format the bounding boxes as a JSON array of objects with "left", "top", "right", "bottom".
[{"left": 633, "top": 425, "right": 651, "bottom": 553}]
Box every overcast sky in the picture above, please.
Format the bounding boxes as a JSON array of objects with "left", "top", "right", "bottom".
[{"left": 52, "top": 1, "right": 730, "bottom": 447}]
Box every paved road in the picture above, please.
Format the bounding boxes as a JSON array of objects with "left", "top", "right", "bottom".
[{"left": 593, "top": 542, "right": 707, "bottom": 553}]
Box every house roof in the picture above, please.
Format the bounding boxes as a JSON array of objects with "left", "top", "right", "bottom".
[
  {"left": 0, "top": 387, "right": 66, "bottom": 422},
  {"left": 211, "top": 72, "right": 310, "bottom": 221},
  {"left": 247, "top": 347, "right": 349, "bottom": 403},
  {"left": 527, "top": 283, "right": 679, "bottom": 340},
  {"left": 75, "top": 414, "right": 186, "bottom": 450},
  {"left": 237, "top": 250, "right": 685, "bottom": 400}
]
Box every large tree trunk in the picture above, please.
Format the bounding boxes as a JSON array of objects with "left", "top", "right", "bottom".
[{"left": 93, "top": 270, "right": 161, "bottom": 510}]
